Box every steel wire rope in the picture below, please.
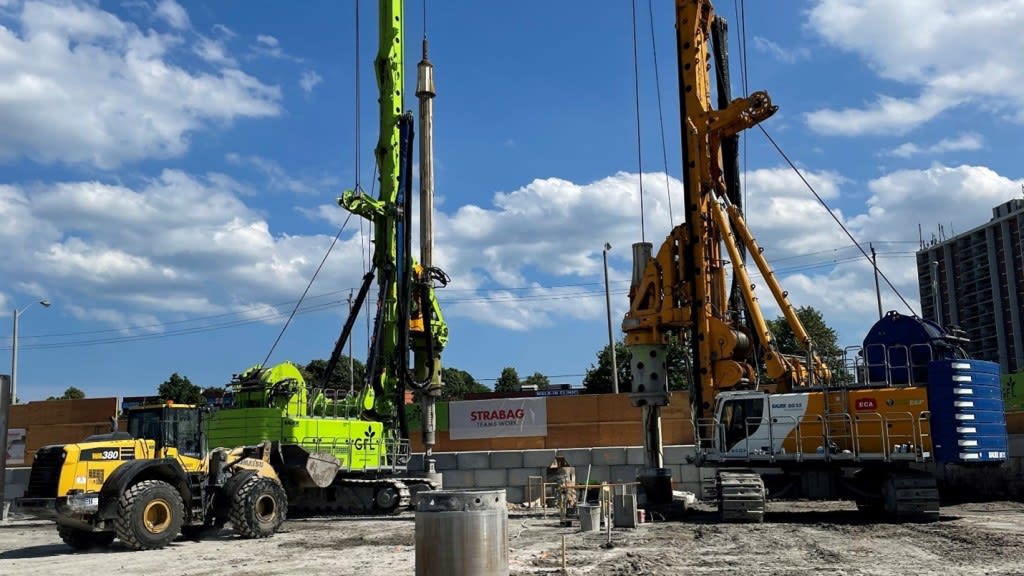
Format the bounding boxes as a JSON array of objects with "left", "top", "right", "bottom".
[
  {"left": 757, "top": 124, "right": 918, "bottom": 316},
  {"left": 734, "top": 0, "right": 750, "bottom": 213},
  {"left": 14, "top": 301, "right": 341, "bottom": 351},
  {"left": 631, "top": 0, "right": 646, "bottom": 242},
  {"left": 12, "top": 289, "right": 642, "bottom": 352},
  {"left": 8, "top": 291, "right": 347, "bottom": 342},
  {"left": 7, "top": 280, "right": 635, "bottom": 345},
  {"left": 646, "top": 0, "right": 673, "bottom": 225},
  {"left": 259, "top": 212, "right": 354, "bottom": 368}
]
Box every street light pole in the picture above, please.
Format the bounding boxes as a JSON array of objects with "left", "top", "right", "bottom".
[
  {"left": 11, "top": 300, "right": 50, "bottom": 404},
  {"left": 603, "top": 243, "right": 619, "bottom": 394}
]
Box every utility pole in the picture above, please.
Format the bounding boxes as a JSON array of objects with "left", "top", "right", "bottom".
[
  {"left": 0, "top": 374, "right": 10, "bottom": 520},
  {"left": 870, "top": 243, "right": 882, "bottom": 320},
  {"left": 603, "top": 243, "right": 619, "bottom": 394},
  {"left": 11, "top": 300, "right": 50, "bottom": 404}
]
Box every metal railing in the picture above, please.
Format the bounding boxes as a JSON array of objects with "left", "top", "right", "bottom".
[
  {"left": 695, "top": 409, "right": 933, "bottom": 464},
  {"left": 294, "top": 435, "right": 410, "bottom": 473},
  {"left": 858, "top": 343, "right": 936, "bottom": 387}
]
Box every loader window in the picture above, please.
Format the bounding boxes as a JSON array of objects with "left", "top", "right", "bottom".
[
  {"left": 127, "top": 409, "right": 162, "bottom": 444},
  {"left": 720, "top": 397, "right": 765, "bottom": 451},
  {"left": 166, "top": 408, "right": 202, "bottom": 457}
]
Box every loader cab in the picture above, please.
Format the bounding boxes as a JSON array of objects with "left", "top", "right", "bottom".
[
  {"left": 714, "top": 392, "right": 766, "bottom": 454},
  {"left": 127, "top": 404, "right": 205, "bottom": 460}
]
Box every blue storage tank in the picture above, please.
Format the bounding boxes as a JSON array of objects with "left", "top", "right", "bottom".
[
  {"left": 926, "top": 359, "right": 1008, "bottom": 464},
  {"left": 862, "top": 311, "right": 967, "bottom": 384}
]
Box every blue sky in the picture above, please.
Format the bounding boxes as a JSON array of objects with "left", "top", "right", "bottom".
[{"left": 2, "top": 0, "right": 1023, "bottom": 401}]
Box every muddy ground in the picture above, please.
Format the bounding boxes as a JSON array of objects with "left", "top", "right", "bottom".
[{"left": 2, "top": 501, "right": 1023, "bottom": 575}]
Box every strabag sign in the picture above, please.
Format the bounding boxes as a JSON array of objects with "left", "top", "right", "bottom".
[{"left": 449, "top": 398, "right": 547, "bottom": 440}]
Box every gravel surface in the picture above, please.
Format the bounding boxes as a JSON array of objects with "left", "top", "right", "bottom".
[{"left": 2, "top": 501, "right": 1023, "bottom": 575}]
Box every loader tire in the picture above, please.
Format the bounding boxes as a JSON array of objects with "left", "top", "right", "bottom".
[
  {"left": 57, "top": 525, "right": 115, "bottom": 550},
  {"left": 115, "top": 479, "right": 184, "bottom": 550},
  {"left": 229, "top": 476, "right": 287, "bottom": 539}
]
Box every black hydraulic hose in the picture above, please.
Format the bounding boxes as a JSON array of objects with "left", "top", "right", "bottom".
[
  {"left": 364, "top": 270, "right": 388, "bottom": 412},
  {"left": 319, "top": 268, "right": 376, "bottom": 390},
  {"left": 712, "top": 16, "right": 746, "bottom": 316},
  {"left": 395, "top": 113, "right": 416, "bottom": 441},
  {"left": 712, "top": 15, "right": 761, "bottom": 373}
]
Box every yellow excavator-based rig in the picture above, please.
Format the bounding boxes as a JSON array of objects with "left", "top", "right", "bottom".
[{"left": 624, "top": 0, "right": 1007, "bottom": 522}]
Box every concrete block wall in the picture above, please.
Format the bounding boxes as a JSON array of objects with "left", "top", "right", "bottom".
[
  {"left": 416, "top": 435, "right": 1024, "bottom": 504},
  {"left": 414, "top": 445, "right": 701, "bottom": 504},
  {"left": 2, "top": 467, "right": 31, "bottom": 503}
]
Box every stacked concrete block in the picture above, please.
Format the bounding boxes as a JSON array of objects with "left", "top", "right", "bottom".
[
  {"left": 522, "top": 449, "right": 557, "bottom": 469},
  {"left": 2, "top": 468, "right": 30, "bottom": 503},
  {"left": 591, "top": 447, "right": 627, "bottom": 466},
  {"left": 433, "top": 452, "right": 458, "bottom": 471},
  {"left": 609, "top": 465, "right": 639, "bottom": 484},
  {"left": 425, "top": 444, "right": 701, "bottom": 503},
  {"left": 555, "top": 448, "right": 592, "bottom": 468},
  {"left": 456, "top": 451, "right": 490, "bottom": 470},
  {"left": 663, "top": 445, "right": 696, "bottom": 465},
  {"left": 490, "top": 451, "right": 523, "bottom": 470},
  {"left": 441, "top": 470, "right": 476, "bottom": 489},
  {"left": 407, "top": 453, "right": 424, "bottom": 471},
  {"left": 507, "top": 467, "right": 544, "bottom": 488},
  {"left": 578, "top": 465, "right": 610, "bottom": 484},
  {"left": 474, "top": 468, "right": 509, "bottom": 488}
]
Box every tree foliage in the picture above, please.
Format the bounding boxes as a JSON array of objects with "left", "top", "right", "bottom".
[
  {"left": 765, "top": 306, "right": 841, "bottom": 357},
  {"left": 765, "top": 305, "right": 846, "bottom": 378},
  {"left": 494, "top": 366, "right": 520, "bottom": 393},
  {"left": 583, "top": 341, "right": 632, "bottom": 394},
  {"left": 201, "top": 386, "right": 229, "bottom": 400},
  {"left": 301, "top": 357, "right": 367, "bottom": 391},
  {"left": 583, "top": 336, "right": 691, "bottom": 394},
  {"left": 440, "top": 367, "right": 489, "bottom": 400},
  {"left": 522, "top": 372, "right": 550, "bottom": 390},
  {"left": 158, "top": 373, "right": 204, "bottom": 405},
  {"left": 48, "top": 386, "right": 85, "bottom": 400}
]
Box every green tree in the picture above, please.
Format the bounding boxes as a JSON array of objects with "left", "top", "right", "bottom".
[
  {"left": 583, "top": 341, "right": 632, "bottom": 394},
  {"left": 201, "top": 386, "right": 229, "bottom": 401},
  {"left": 158, "top": 373, "right": 204, "bottom": 404},
  {"left": 494, "top": 366, "right": 520, "bottom": 393},
  {"left": 583, "top": 336, "right": 691, "bottom": 394},
  {"left": 302, "top": 357, "right": 367, "bottom": 391},
  {"left": 47, "top": 386, "right": 85, "bottom": 400},
  {"left": 765, "top": 305, "right": 845, "bottom": 379},
  {"left": 440, "top": 367, "right": 489, "bottom": 401},
  {"left": 522, "top": 372, "right": 550, "bottom": 390}
]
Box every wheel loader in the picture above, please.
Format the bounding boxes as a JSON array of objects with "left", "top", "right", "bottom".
[{"left": 14, "top": 402, "right": 287, "bottom": 550}]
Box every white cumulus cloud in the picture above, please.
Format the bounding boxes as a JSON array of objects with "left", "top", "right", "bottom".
[
  {"left": 155, "top": 0, "right": 189, "bottom": 30},
  {"left": 883, "top": 133, "right": 984, "bottom": 158},
  {"left": 805, "top": 0, "right": 1024, "bottom": 135},
  {"left": 0, "top": 0, "right": 280, "bottom": 168},
  {"left": 300, "top": 70, "right": 323, "bottom": 93}
]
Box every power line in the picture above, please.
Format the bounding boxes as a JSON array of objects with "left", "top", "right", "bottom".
[{"left": 4, "top": 242, "right": 918, "bottom": 352}]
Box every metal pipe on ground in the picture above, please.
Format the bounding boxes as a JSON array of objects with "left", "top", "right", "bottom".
[{"left": 415, "top": 489, "right": 508, "bottom": 576}]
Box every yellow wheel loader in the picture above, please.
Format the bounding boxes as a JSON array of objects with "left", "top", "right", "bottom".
[{"left": 15, "top": 402, "right": 287, "bottom": 550}]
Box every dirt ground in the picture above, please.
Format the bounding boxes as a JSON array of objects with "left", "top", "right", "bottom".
[{"left": 2, "top": 500, "right": 1023, "bottom": 576}]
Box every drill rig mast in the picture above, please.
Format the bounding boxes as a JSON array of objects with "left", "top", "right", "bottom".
[
  {"left": 624, "top": 0, "right": 827, "bottom": 504},
  {"left": 336, "top": 0, "right": 447, "bottom": 477},
  {"left": 622, "top": 0, "right": 1006, "bottom": 522}
]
